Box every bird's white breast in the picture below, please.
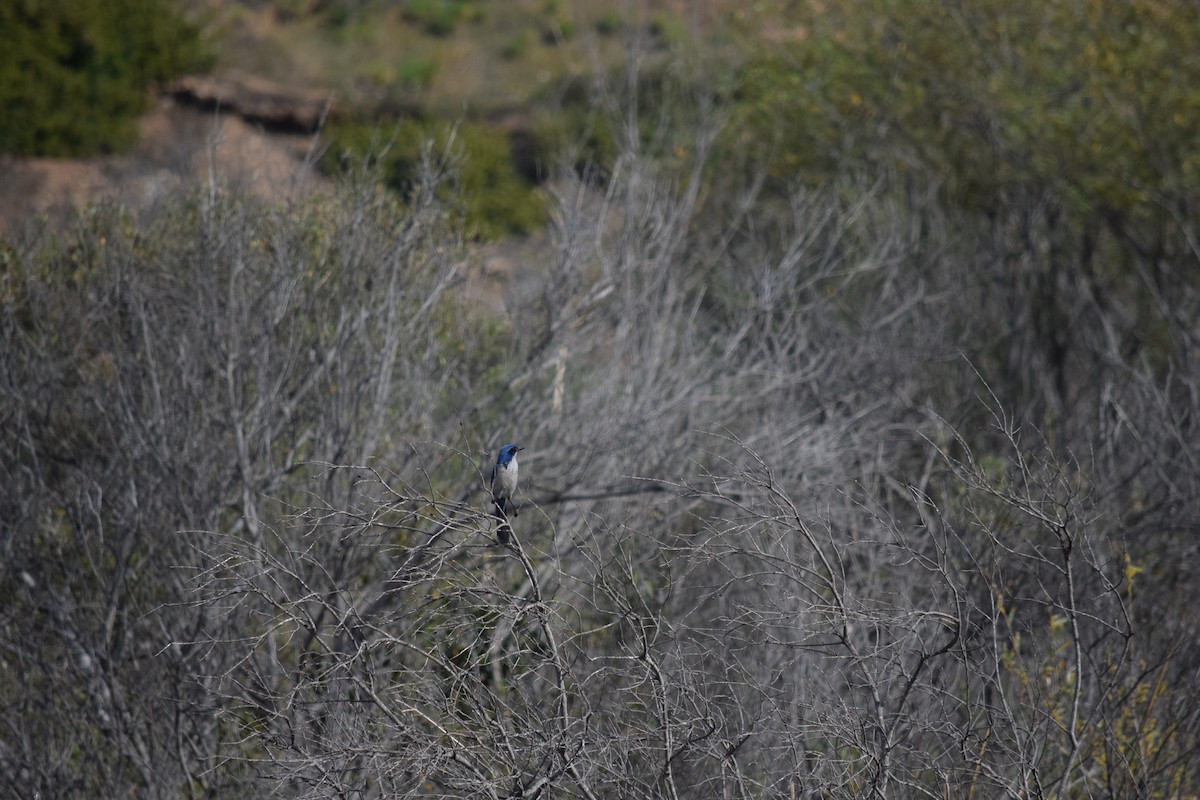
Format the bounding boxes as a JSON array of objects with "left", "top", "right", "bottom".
[{"left": 496, "top": 458, "right": 518, "bottom": 492}]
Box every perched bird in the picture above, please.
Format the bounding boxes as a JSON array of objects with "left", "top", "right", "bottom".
[{"left": 490, "top": 443, "right": 523, "bottom": 544}]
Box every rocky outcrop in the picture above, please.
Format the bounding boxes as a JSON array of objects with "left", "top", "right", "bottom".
[{"left": 167, "top": 71, "right": 334, "bottom": 132}]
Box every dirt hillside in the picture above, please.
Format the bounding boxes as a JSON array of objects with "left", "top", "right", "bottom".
[{"left": 0, "top": 79, "right": 332, "bottom": 235}]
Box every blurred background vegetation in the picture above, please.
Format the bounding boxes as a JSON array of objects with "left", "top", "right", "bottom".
[
  {"left": 0, "top": 0, "right": 213, "bottom": 155},
  {"left": 4, "top": 0, "right": 1195, "bottom": 248}
]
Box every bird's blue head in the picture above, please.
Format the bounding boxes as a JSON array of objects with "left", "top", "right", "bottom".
[{"left": 496, "top": 443, "right": 523, "bottom": 465}]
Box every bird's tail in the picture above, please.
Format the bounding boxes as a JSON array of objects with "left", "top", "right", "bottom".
[{"left": 494, "top": 499, "right": 511, "bottom": 544}]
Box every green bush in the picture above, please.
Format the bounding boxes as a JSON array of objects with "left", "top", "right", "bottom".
[
  {"left": 327, "top": 117, "right": 546, "bottom": 239},
  {"left": 402, "top": 0, "right": 482, "bottom": 36},
  {"left": 396, "top": 56, "right": 439, "bottom": 90},
  {"left": 0, "top": 0, "right": 211, "bottom": 156},
  {"left": 595, "top": 10, "right": 623, "bottom": 37},
  {"left": 502, "top": 30, "right": 531, "bottom": 60},
  {"left": 733, "top": 0, "right": 1200, "bottom": 233},
  {"left": 529, "top": 104, "right": 616, "bottom": 179}
]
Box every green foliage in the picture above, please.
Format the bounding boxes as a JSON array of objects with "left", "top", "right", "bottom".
[
  {"left": 402, "top": 0, "right": 482, "bottom": 36},
  {"left": 529, "top": 104, "right": 617, "bottom": 178},
  {"left": 647, "top": 12, "right": 688, "bottom": 48},
  {"left": 595, "top": 10, "right": 623, "bottom": 37},
  {"left": 395, "top": 56, "right": 439, "bottom": 90},
  {"left": 0, "top": 0, "right": 212, "bottom": 156},
  {"left": 734, "top": 0, "right": 1200, "bottom": 235},
  {"left": 327, "top": 117, "right": 546, "bottom": 239},
  {"left": 502, "top": 29, "right": 531, "bottom": 60},
  {"left": 529, "top": 57, "right": 724, "bottom": 181},
  {"left": 560, "top": 19, "right": 577, "bottom": 40}
]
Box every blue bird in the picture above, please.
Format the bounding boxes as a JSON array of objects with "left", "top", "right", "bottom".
[{"left": 490, "top": 443, "right": 523, "bottom": 543}]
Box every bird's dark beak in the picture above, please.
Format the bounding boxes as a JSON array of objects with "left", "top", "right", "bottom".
[{"left": 517, "top": 446, "right": 525, "bottom": 451}]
